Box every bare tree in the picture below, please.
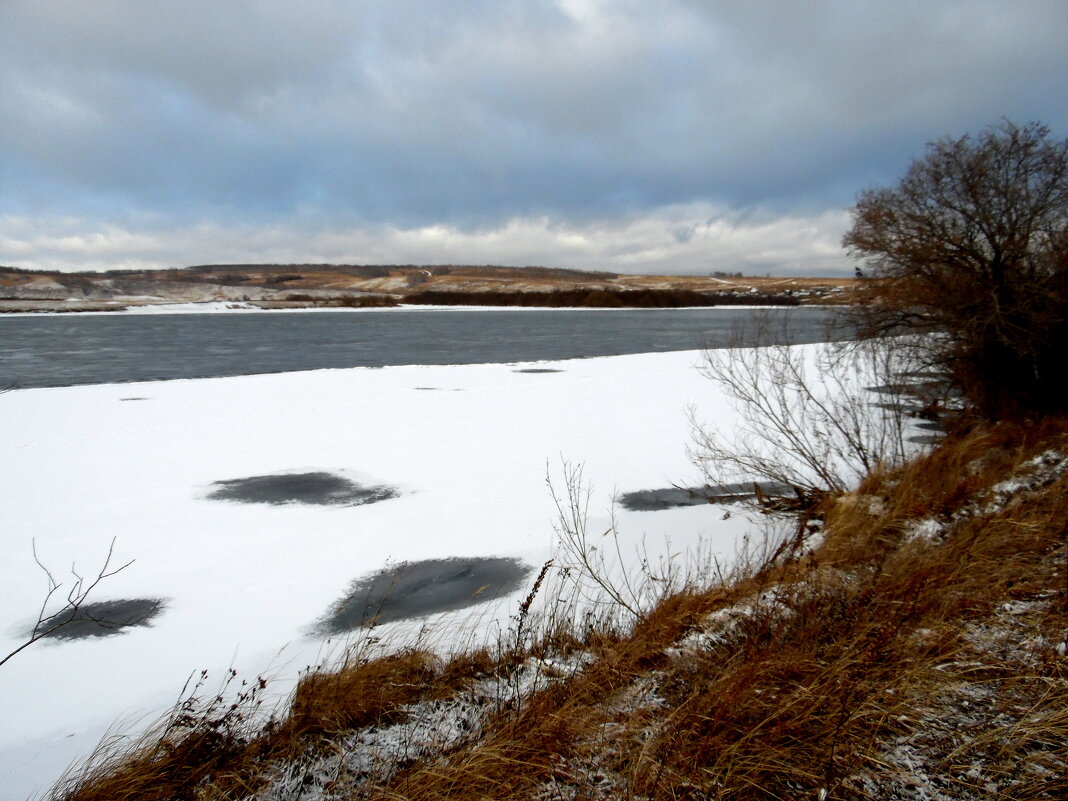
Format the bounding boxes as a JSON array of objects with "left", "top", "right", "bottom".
[
  {"left": 0, "top": 538, "right": 134, "bottom": 668},
  {"left": 844, "top": 120, "right": 1068, "bottom": 418}
]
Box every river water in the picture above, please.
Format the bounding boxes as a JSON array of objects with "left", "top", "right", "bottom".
[{"left": 0, "top": 307, "right": 845, "bottom": 389}]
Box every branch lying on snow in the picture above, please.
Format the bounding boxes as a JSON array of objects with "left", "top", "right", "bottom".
[{"left": 0, "top": 538, "right": 134, "bottom": 668}]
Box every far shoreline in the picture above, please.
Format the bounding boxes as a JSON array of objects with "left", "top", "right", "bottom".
[
  {"left": 1, "top": 264, "right": 859, "bottom": 315},
  {"left": 0, "top": 300, "right": 846, "bottom": 317}
]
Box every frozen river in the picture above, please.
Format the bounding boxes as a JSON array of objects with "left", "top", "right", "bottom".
[
  {"left": 0, "top": 307, "right": 847, "bottom": 799},
  {"left": 0, "top": 306, "right": 844, "bottom": 388}
]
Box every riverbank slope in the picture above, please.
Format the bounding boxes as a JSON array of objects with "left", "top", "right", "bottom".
[{"left": 48, "top": 419, "right": 1068, "bottom": 800}]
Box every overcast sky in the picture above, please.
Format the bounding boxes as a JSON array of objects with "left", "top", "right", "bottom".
[{"left": 2, "top": 1, "right": 1066, "bottom": 275}]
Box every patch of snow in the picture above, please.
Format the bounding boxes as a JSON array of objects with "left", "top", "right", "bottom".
[
  {"left": 903, "top": 517, "right": 944, "bottom": 544},
  {"left": 253, "top": 649, "right": 593, "bottom": 799},
  {"left": 898, "top": 450, "right": 1068, "bottom": 550},
  {"left": 529, "top": 672, "right": 667, "bottom": 801},
  {"left": 256, "top": 695, "right": 484, "bottom": 799},
  {"left": 666, "top": 587, "right": 792, "bottom": 656},
  {"left": 124, "top": 301, "right": 266, "bottom": 314},
  {"left": 981, "top": 449, "right": 1068, "bottom": 514},
  {"left": 847, "top": 584, "right": 1067, "bottom": 800}
]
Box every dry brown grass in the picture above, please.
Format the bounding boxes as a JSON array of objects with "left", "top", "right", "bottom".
[
  {"left": 52, "top": 649, "right": 498, "bottom": 801},
  {"left": 51, "top": 420, "right": 1068, "bottom": 801}
]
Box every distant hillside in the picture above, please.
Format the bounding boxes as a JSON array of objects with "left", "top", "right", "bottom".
[{"left": 0, "top": 264, "right": 858, "bottom": 312}]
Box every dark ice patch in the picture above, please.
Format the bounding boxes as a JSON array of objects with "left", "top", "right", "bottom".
[
  {"left": 318, "top": 557, "right": 532, "bottom": 632},
  {"left": 866, "top": 380, "right": 950, "bottom": 399},
  {"left": 870, "top": 400, "right": 927, "bottom": 415},
  {"left": 908, "top": 434, "right": 944, "bottom": 446},
  {"left": 617, "top": 482, "right": 793, "bottom": 511},
  {"left": 866, "top": 383, "right": 919, "bottom": 395},
  {"left": 207, "top": 472, "right": 399, "bottom": 506},
  {"left": 914, "top": 420, "right": 945, "bottom": 431},
  {"left": 514, "top": 368, "right": 563, "bottom": 374},
  {"left": 31, "top": 598, "right": 165, "bottom": 640}
]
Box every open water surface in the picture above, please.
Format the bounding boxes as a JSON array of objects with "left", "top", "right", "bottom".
[{"left": 0, "top": 307, "right": 845, "bottom": 389}]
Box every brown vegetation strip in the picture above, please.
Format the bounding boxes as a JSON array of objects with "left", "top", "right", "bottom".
[{"left": 404, "top": 287, "right": 801, "bottom": 308}]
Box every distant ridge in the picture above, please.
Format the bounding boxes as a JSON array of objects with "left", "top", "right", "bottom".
[{"left": 0, "top": 263, "right": 857, "bottom": 311}]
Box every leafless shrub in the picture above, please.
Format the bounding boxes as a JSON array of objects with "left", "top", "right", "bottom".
[
  {"left": 689, "top": 316, "right": 912, "bottom": 510},
  {"left": 547, "top": 462, "right": 649, "bottom": 622},
  {"left": 546, "top": 461, "right": 743, "bottom": 627}
]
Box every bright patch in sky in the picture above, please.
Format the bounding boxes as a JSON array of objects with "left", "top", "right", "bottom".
[{"left": 1, "top": 1, "right": 1066, "bottom": 274}]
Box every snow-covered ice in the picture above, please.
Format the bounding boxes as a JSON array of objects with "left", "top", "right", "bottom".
[{"left": 0, "top": 348, "right": 757, "bottom": 800}]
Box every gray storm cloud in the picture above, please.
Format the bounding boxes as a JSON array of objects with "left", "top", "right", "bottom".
[{"left": 1, "top": 0, "right": 1066, "bottom": 273}]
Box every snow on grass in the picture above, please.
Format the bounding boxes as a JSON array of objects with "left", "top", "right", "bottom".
[
  {"left": 849, "top": 592, "right": 1068, "bottom": 801},
  {"left": 981, "top": 449, "right": 1068, "bottom": 513},
  {"left": 902, "top": 517, "right": 944, "bottom": 544},
  {"left": 0, "top": 348, "right": 758, "bottom": 801},
  {"left": 253, "top": 649, "right": 595, "bottom": 800},
  {"left": 665, "top": 587, "right": 795, "bottom": 658},
  {"left": 897, "top": 448, "right": 1068, "bottom": 547}
]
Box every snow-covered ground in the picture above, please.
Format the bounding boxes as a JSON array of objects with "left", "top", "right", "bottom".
[{"left": 0, "top": 349, "right": 760, "bottom": 800}]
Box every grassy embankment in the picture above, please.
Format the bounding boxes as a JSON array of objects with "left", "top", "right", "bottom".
[{"left": 50, "top": 420, "right": 1068, "bottom": 800}]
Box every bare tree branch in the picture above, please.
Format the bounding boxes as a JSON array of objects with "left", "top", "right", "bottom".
[
  {"left": 1, "top": 538, "right": 135, "bottom": 668},
  {"left": 690, "top": 315, "right": 913, "bottom": 512}
]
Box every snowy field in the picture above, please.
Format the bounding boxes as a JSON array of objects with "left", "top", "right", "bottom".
[{"left": 0, "top": 348, "right": 762, "bottom": 800}]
